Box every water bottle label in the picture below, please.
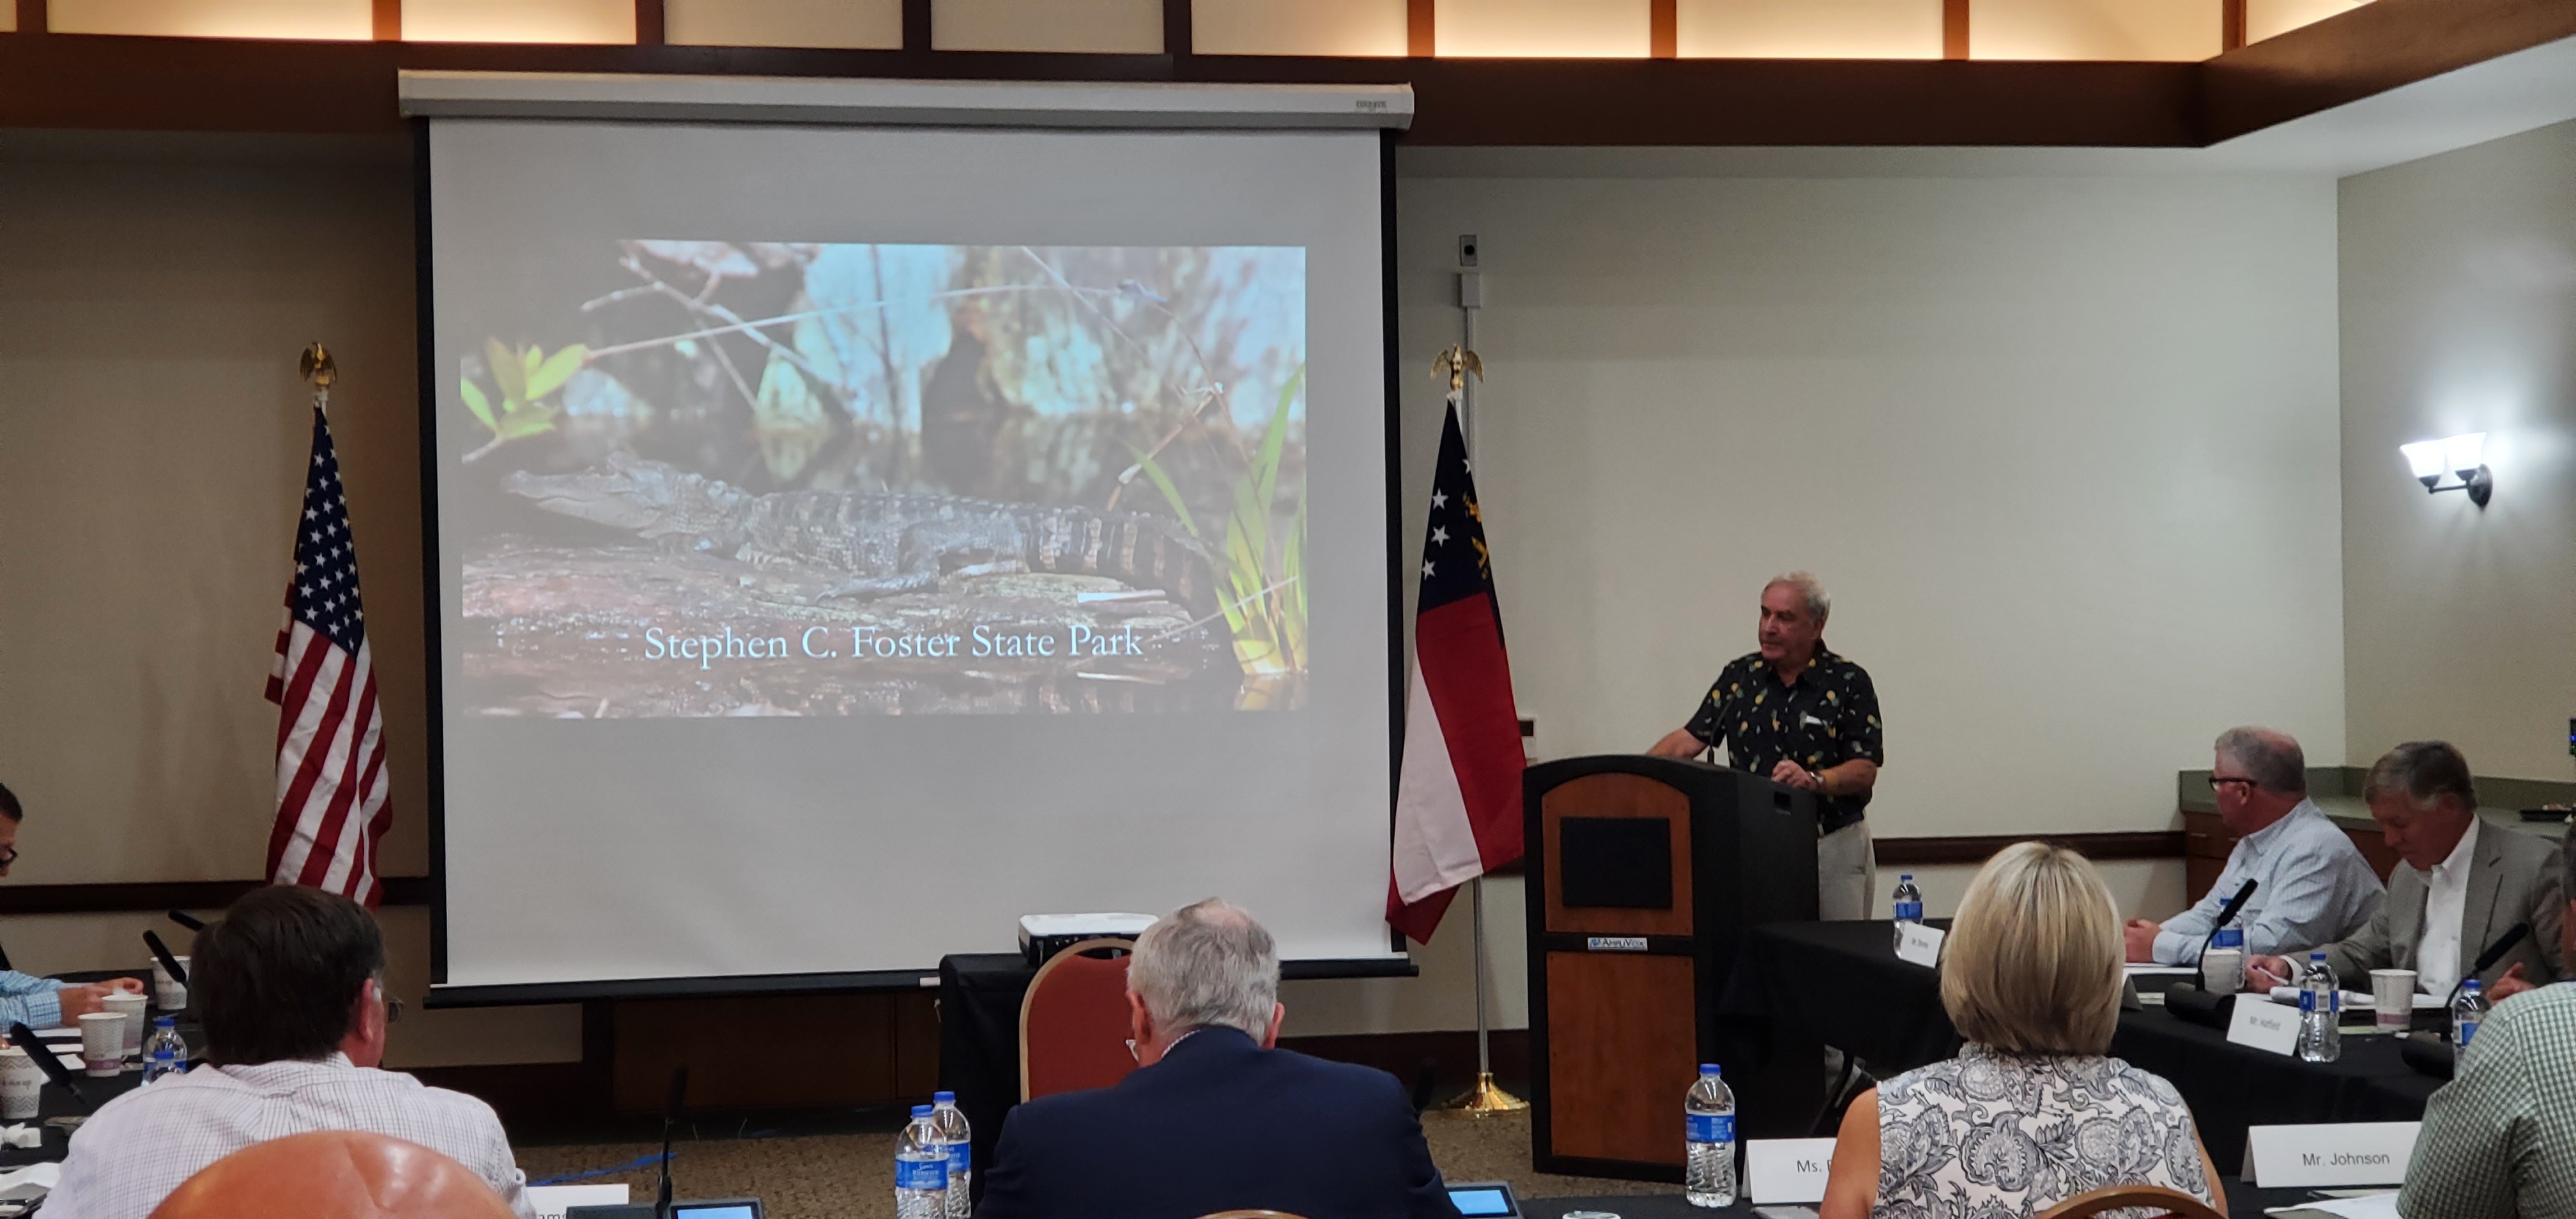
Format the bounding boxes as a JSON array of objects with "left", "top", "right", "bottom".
[
  {"left": 1685, "top": 1114, "right": 1735, "bottom": 1144},
  {"left": 946, "top": 1142, "right": 972, "bottom": 1174},
  {"left": 1894, "top": 902, "right": 1922, "bottom": 922},
  {"left": 2299, "top": 990, "right": 2314, "bottom": 1013},
  {"left": 897, "top": 1157, "right": 949, "bottom": 1192},
  {"left": 2458, "top": 1020, "right": 2478, "bottom": 1047}
]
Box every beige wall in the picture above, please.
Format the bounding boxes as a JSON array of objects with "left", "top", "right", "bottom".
[
  {"left": 0, "top": 135, "right": 580, "bottom": 1068},
  {"left": 1395, "top": 158, "right": 2347, "bottom": 838},
  {"left": 2339, "top": 118, "right": 2576, "bottom": 782}
]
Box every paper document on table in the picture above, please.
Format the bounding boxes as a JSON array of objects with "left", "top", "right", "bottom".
[
  {"left": 0, "top": 1162, "right": 59, "bottom": 1201},
  {"left": 2264, "top": 1190, "right": 2399, "bottom": 1219},
  {"left": 2266, "top": 987, "right": 2442, "bottom": 1009},
  {"left": 2124, "top": 964, "right": 2196, "bottom": 976}
]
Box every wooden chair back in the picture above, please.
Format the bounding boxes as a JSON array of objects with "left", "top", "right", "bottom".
[
  {"left": 2032, "top": 1185, "right": 2227, "bottom": 1219},
  {"left": 1018, "top": 937, "right": 1137, "bottom": 1101}
]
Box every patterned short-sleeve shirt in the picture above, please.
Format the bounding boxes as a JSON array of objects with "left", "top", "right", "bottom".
[
  {"left": 1684, "top": 647, "right": 1883, "bottom": 831},
  {"left": 1874, "top": 1045, "right": 2215, "bottom": 1219}
]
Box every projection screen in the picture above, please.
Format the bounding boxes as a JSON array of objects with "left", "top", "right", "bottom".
[{"left": 415, "top": 81, "right": 1406, "bottom": 999}]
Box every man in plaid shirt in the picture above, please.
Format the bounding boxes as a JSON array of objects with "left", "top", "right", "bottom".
[
  {"left": 2401, "top": 829, "right": 2576, "bottom": 1219},
  {"left": 45, "top": 887, "right": 532, "bottom": 1219}
]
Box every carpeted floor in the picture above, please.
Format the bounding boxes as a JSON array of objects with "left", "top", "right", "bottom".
[{"left": 518, "top": 1110, "right": 1671, "bottom": 1219}]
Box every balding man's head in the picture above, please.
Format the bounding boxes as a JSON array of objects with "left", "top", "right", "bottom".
[
  {"left": 1128, "top": 898, "right": 1280, "bottom": 1041},
  {"left": 2212, "top": 727, "right": 2308, "bottom": 837}
]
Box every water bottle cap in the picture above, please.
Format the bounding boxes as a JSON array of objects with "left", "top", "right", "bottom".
[
  {"left": 911, "top": 1104, "right": 933, "bottom": 1117},
  {"left": 2462, "top": 979, "right": 2480, "bottom": 992},
  {"left": 154, "top": 1016, "right": 176, "bottom": 1027},
  {"left": 933, "top": 1091, "right": 956, "bottom": 1103},
  {"left": 1899, "top": 873, "right": 1912, "bottom": 881},
  {"left": 2310, "top": 951, "right": 2327, "bottom": 960},
  {"left": 1699, "top": 1064, "right": 1721, "bottom": 1077}
]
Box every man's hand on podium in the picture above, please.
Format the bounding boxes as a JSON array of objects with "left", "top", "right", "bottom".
[{"left": 1770, "top": 760, "right": 1824, "bottom": 792}]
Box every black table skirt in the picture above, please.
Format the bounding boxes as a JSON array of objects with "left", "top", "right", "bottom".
[
  {"left": 1730, "top": 921, "right": 2443, "bottom": 1171},
  {"left": 936, "top": 952, "right": 1039, "bottom": 1189}
]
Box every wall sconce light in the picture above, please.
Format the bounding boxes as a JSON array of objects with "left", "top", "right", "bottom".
[{"left": 2400, "top": 433, "right": 2492, "bottom": 507}]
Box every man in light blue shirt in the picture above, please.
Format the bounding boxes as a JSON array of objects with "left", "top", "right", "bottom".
[
  {"left": 0, "top": 783, "right": 144, "bottom": 1028},
  {"left": 2124, "top": 728, "right": 2384, "bottom": 965}
]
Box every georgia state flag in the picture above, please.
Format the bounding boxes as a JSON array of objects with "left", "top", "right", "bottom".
[{"left": 1387, "top": 401, "right": 1524, "bottom": 944}]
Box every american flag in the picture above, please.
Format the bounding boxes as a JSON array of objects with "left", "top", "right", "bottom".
[{"left": 264, "top": 406, "right": 391, "bottom": 908}]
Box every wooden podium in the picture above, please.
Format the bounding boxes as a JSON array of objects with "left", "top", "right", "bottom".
[{"left": 1522, "top": 755, "right": 1820, "bottom": 1179}]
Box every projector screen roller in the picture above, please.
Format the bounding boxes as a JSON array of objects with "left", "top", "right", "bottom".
[{"left": 424, "top": 118, "right": 1397, "bottom": 993}]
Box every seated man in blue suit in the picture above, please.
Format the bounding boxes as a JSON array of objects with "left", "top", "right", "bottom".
[{"left": 976, "top": 899, "right": 1459, "bottom": 1219}]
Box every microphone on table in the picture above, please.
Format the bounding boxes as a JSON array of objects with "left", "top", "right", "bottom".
[
  {"left": 2193, "top": 879, "right": 2259, "bottom": 964},
  {"left": 166, "top": 910, "right": 206, "bottom": 933},
  {"left": 2446, "top": 922, "right": 2529, "bottom": 1009},
  {"left": 656, "top": 1065, "right": 687, "bottom": 1219},
  {"left": 142, "top": 930, "right": 187, "bottom": 987},
  {"left": 0, "top": 938, "right": 13, "bottom": 973},
  {"left": 10, "top": 1022, "right": 86, "bottom": 1109}
]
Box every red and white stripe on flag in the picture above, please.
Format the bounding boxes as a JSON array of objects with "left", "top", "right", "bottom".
[
  {"left": 1388, "top": 401, "right": 1524, "bottom": 945},
  {"left": 264, "top": 406, "right": 392, "bottom": 909}
]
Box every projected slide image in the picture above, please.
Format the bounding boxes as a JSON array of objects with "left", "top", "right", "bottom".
[{"left": 450, "top": 242, "right": 1308, "bottom": 718}]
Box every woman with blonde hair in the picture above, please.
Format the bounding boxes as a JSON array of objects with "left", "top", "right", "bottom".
[{"left": 1819, "top": 841, "right": 2225, "bottom": 1218}]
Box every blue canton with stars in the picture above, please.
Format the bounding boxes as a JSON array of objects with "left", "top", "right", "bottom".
[
  {"left": 1417, "top": 402, "right": 1499, "bottom": 617},
  {"left": 291, "top": 408, "right": 370, "bottom": 656}
]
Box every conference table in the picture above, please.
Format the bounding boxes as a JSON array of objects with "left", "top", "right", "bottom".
[
  {"left": 1728, "top": 921, "right": 2445, "bottom": 1169},
  {"left": 0, "top": 969, "right": 183, "bottom": 1171},
  {"left": 1524, "top": 1177, "right": 2348, "bottom": 1217}
]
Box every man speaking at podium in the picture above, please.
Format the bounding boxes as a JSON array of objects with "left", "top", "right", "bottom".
[{"left": 1648, "top": 572, "right": 1884, "bottom": 920}]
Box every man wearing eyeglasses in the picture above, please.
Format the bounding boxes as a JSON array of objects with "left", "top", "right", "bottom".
[
  {"left": 2120, "top": 728, "right": 2382, "bottom": 965},
  {"left": 0, "top": 782, "right": 146, "bottom": 1027}
]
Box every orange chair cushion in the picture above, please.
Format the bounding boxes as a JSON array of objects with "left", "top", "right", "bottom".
[
  {"left": 148, "top": 1130, "right": 516, "bottom": 1219},
  {"left": 1022, "top": 949, "right": 1137, "bottom": 1100}
]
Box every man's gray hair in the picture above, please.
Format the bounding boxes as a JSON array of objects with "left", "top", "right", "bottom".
[
  {"left": 2214, "top": 727, "right": 2306, "bottom": 795},
  {"left": 2364, "top": 740, "right": 2478, "bottom": 813},
  {"left": 1767, "top": 572, "right": 1830, "bottom": 627},
  {"left": 2561, "top": 829, "right": 2574, "bottom": 910},
  {"left": 1128, "top": 898, "right": 1279, "bottom": 1039}
]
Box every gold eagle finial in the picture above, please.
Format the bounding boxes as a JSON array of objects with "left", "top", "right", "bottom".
[
  {"left": 1432, "top": 346, "right": 1483, "bottom": 396},
  {"left": 300, "top": 342, "right": 338, "bottom": 390}
]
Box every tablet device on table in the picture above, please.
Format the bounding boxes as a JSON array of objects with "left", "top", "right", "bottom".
[{"left": 1448, "top": 1181, "right": 1521, "bottom": 1218}]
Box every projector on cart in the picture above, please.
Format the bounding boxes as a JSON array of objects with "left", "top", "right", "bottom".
[{"left": 1018, "top": 913, "right": 1156, "bottom": 967}]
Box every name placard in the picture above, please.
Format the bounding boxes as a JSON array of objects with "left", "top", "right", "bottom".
[
  {"left": 2246, "top": 1123, "right": 2419, "bottom": 1187},
  {"left": 1747, "top": 1138, "right": 1837, "bottom": 1204},
  {"left": 1586, "top": 936, "right": 1647, "bottom": 952},
  {"left": 2226, "top": 996, "right": 2301, "bottom": 1055},
  {"left": 1894, "top": 923, "right": 1945, "bottom": 969}
]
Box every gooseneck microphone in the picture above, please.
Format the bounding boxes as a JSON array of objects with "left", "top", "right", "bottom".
[
  {"left": 167, "top": 910, "right": 207, "bottom": 933},
  {"left": 10, "top": 1021, "right": 86, "bottom": 1108},
  {"left": 2446, "top": 922, "right": 2530, "bottom": 1009},
  {"left": 2193, "top": 879, "right": 2258, "bottom": 964},
  {"left": 142, "top": 930, "right": 187, "bottom": 988},
  {"left": 656, "top": 1065, "right": 688, "bottom": 1219}
]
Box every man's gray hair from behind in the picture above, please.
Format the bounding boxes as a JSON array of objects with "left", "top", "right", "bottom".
[
  {"left": 1768, "top": 571, "right": 1830, "bottom": 627},
  {"left": 1128, "top": 898, "right": 1280, "bottom": 1040},
  {"left": 2214, "top": 726, "right": 2307, "bottom": 795}
]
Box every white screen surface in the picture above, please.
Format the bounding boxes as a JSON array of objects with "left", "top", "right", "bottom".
[{"left": 426, "top": 119, "right": 1394, "bottom": 990}]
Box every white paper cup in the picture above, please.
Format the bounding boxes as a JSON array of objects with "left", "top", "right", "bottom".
[
  {"left": 2372, "top": 969, "right": 2417, "bottom": 1032},
  {"left": 103, "top": 992, "right": 148, "bottom": 1057},
  {"left": 0, "top": 1047, "right": 38, "bottom": 1120},
  {"left": 2202, "top": 947, "right": 2242, "bottom": 995},
  {"left": 77, "top": 1013, "right": 124, "bottom": 1077},
  {"left": 151, "top": 956, "right": 188, "bottom": 1012}
]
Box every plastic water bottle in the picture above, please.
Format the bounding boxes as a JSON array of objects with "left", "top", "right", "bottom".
[
  {"left": 1684, "top": 1064, "right": 1736, "bottom": 1208},
  {"left": 1890, "top": 874, "right": 1924, "bottom": 951},
  {"left": 895, "top": 1104, "right": 948, "bottom": 1219},
  {"left": 2296, "top": 951, "right": 2341, "bottom": 1063},
  {"left": 140, "top": 1017, "right": 186, "bottom": 1084},
  {"left": 929, "top": 1090, "right": 972, "bottom": 1218},
  {"left": 2451, "top": 979, "right": 2487, "bottom": 1071}
]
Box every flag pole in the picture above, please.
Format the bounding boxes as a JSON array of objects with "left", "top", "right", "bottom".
[{"left": 1433, "top": 310, "right": 1525, "bottom": 1116}]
